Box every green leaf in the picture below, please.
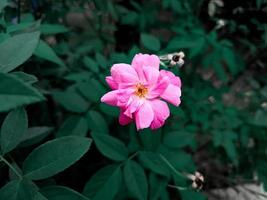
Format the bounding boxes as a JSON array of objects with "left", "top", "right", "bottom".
[
  {"left": 23, "top": 136, "right": 92, "bottom": 180},
  {"left": 91, "top": 131, "right": 128, "bottom": 161},
  {"left": 149, "top": 174, "right": 168, "bottom": 200},
  {"left": 180, "top": 190, "right": 207, "bottom": 200},
  {"left": 86, "top": 110, "right": 108, "bottom": 133},
  {"left": 212, "top": 130, "right": 238, "bottom": 165},
  {"left": 0, "top": 179, "right": 38, "bottom": 200},
  {"left": 95, "top": 53, "right": 108, "bottom": 69},
  {"left": 6, "top": 22, "right": 38, "bottom": 34},
  {"left": 41, "top": 186, "right": 89, "bottom": 200},
  {"left": 10, "top": 72, "right": 38, "bottom": 84},
  {"left": 52, "top": 88, "right": 89, "bottom": 113},
  {"left": 163, "top": 131, "right": 195, "bottom": 149},
  {"left": 99, "top": 103, "right": 119, "bottom": 117},
  {"left": 20, "top": 126, "right": 53, "bottom": 147},
  {"left": 77, "top": 79, "right": 105, "bottom": 103},
  {"left": 34, "top": 40, "right": 65, "bottom": 67},
  {"left": 0, "top": 107, "right": 28, "bottom": 154},
  {"left": 34, "top": 193, "right": 48, "bottom": 200},
  {"left": 138, "top": 151, "right": 170, "bottom": 177},
  {"left": 83, "top": 57, "right": 99, "bottom": 73},
  {"left": 57, "top": 116, "right": 88, "bottom": 137},
  {"left": 252, "top": 110, "right": 267, "bottom": 127},
  {"left": 40, "top": 24, "right": 69, "bottom": 35},
  {"left": 0, "top": 0, "right": 8, "bottom": 13},
  {"left": 0, "top": 32, "right": 40, "bottom": 73},
  {"left": 140, "top": 33, "right": 161, "bottom": 51},
  {"left": 0, "top": 73, "right": 44, "bottom": 112},
  {"left": 83, "top": 165, "right": 122, "bottom": 200},
  {"left": 123, "top": 160, "right": 148, "bottom": 200}
]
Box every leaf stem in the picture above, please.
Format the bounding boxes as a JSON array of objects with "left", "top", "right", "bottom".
[
  {"left": 159, "top": 154, "right": 185, "bottom": 179},
  {"left": 128, "top": 151, "right": 139, "bottom": 160},
  {"left": 0, "top": 155, "right": 22, "bottom": 179}
]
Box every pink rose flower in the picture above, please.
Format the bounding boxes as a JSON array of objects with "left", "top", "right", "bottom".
[{"left": 101, "top": 53, "right": 182, "bottom": 130}]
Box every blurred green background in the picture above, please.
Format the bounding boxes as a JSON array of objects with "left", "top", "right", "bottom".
[{"left": 0, "top": 0, "right": 267, "bottom": 199}]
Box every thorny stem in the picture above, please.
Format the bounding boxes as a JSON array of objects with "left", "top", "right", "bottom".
[{"left": 0, "top": 155, "right": 22, "bottom": 179}]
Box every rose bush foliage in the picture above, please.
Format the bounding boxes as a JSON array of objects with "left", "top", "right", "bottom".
[{"left": 0, "top": 0, "right": 267, "bottom": 200}]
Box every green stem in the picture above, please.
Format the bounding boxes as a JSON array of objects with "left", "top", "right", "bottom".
[
  {"left": 128, "top": 151, "right": 139, "bottom": 160},
  {"left": 159, "top": 154, "right": 185, "bottom": 178},
  {"left": 168, "top": 184, "right": 188, "bottom": 191},
  {"left": 0, "top": 155, "right": 22, "bottom": 179}
]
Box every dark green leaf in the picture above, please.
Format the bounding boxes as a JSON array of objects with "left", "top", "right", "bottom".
[
  {"left": 0, "top": 73, "right": 44, "bottom": 112},
  {"left": 252, "top": 110, "right": 267, "bottom": 127},
  {"left": 57, "top": 116, "right": 88, "bottom": 137},
  {"left": 163, "top": 131, "right": 195, "bottom": 148},
  {"left": 138, "top": 151, "right": 170, "bottom": 177},
  {"left": 0, "top": 0, "right": 8, "bottom": 13},
  {"left": 20, "top": 126, "right": 53, "bottom": 147},
  {"left": 52, "top": 89, "right": 89, "bottom": 113},
  {"left": 0, "top": 179, "right": 38, "bottom": 200},
  {"left": 0, "top": 107, "right": 28, "bottom": 154},
  {"left": 11, "top": 72, "right": 38, "bottom": 84},
  {"left": 41, "top": 186, "right": 89, "bottom": 200},
  {"left": 149, "top": 173, "right": 168, "bottom": 200},
  {"left": 86, "top": 110, "right": 108, "bottom": 133},
  {"left": 140, "top": 33, "right": 161, "bottom": 51},
  {"left": 95, "top": 53, "right": 108, "bottom": 69},
  {"left": 40, "top": 24, "right": 69, "bottom": 35},
  {"left": 180, "top": 190, "right": 207, "bottom": 200},
  {"left": 124, "top": 160, "right": 148, "bottom": 200},
  {"left": 83, "top": 165, "right": 122, "bottom": 200},
  {"left": 0, "top": 32, "right": 40, "bottom": 73},
  {"left": 23, "top": 136, "right": 92, "bottom": 180},
  {"left": 77, "top": 79, "right": 105, "bottom": 103},
  {"left": 83, "top": 57, "right": 99, "bottom": 73},
  {"left": 91, "top": 131, "right": 128, "bottom": 161},
  {"left": 34, "top": 40, "right": 65, "bottom": 67}
]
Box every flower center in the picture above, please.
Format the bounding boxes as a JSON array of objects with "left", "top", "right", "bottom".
[{"left": 135, "top": 83, "right": 148, "bottom": 98}]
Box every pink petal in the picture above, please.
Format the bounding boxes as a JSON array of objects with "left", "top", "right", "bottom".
[
  {"left": 147, "top": 76, "right": 169, "bottom": 99},
  {"left": 160, "top": 70, "right": 181, "bottom": 87},
  {"left": 134, "top": 101, "right": 154, "bottom": 130},
  {"left": 132, "top": 53, "right": 160, "bottom": 70},
  {"left": 160, "top": 84, "right": 181, "bottom": 106},
  {"left": 111, "top": 64, "right": 139, "bottom": 84},
  {"left": 143, "top": 66, "right": 159, "bottom": 85},
  {"left": 124, "top": 97, "right": 145, "bottom": 118},
  {"left": 101, "top": 90, "right": 118, "bottom": 106},
  {"left": 150, "top": 100, "right": 170, "bottom": 129},
  {"left": 131, "top": 54, "right": 160, "bottom": 82},
  {"left": 106, "top": 76, "right": 118, "bottom": 89},
  {"left": 116, "top": 89, "right": 135, "bottom": 107},
  {"left": 119, "top": 110, "right": 133, "bottom": 125}
]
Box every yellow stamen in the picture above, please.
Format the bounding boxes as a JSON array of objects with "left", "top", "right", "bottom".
[{"left": 135, "top": 83, "right": 148, "bottom": 98}]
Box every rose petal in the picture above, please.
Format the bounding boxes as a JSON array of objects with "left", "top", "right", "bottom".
[
  {"left": 119, "top": 110, "right": 133, "bottom": 125},
  {"left": 134, "top": 101, "right": 154, "bottom": 130},
  {"left": 150, "top": 100, "right": 170, "bottom": 129},
  {"left": 143, "top": 66, "right": 159, "bottom": 85},
  {"left": 106, "top": 76, "right": 118, "bottom": 89},
  {"left": 160, "top": 70, "right": 182, "bottom": 87},
  {"left": 132, "top": 53, "right": 160, "bottom": 70},
  {"left": 147, "top": 76, "right": 169, "bottom": 99},
  {"left": 100, "top": 90, "right": 118, "bottom": 106},
  {"left": 132, "top": 54, "right": 160, "bottom": 82},
  {"left": 160, "top": 84, "right": 181, "bottom": 106},
  {"left": 124, "top": 97, "right": 145, "bottom": 118},
  {"left": 111, "top": 63, "right": 139, "bottom": 84}
]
